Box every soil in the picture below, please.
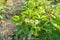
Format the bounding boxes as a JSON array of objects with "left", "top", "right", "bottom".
[{"left": 0, "top": 0, "right": 25, "bottom": 40}]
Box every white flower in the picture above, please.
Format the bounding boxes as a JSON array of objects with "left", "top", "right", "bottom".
[{"left": 35, "top": 20, "right": 40, "bottom": 25}]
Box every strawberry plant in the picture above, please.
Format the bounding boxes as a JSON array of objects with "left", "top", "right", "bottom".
[{"left": 12, "top": 0, "right": 60, "bottom": 40}]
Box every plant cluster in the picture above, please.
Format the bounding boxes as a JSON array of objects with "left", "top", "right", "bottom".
[
  {"left": 0, "top": 0, "right": 7, "bottom": 20},
  {"left": 8, "top": 0, "right": 60, "bottom": 40}
]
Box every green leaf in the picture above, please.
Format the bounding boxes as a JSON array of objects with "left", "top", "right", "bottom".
[
  {"left": 0, "top": 0, "right": 6, "bottom": 4},
  {"left": 51, "top": 14, "right": 60, "bottom": 30},
  {"left": 12, "top": 15, "right": 20, "bottom": 22},
  {"left": 39, "top": 30, "right": 47, "bottom": 40}
]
